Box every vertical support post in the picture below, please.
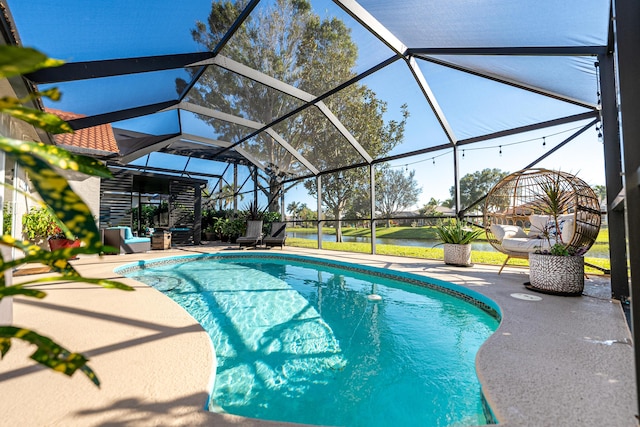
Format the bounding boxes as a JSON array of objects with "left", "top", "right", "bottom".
[
  {"left": 280, "top": 191, "right": 285, "bottom": 222},
  {"left": 0, "top": 151, "right": 12, "bottom": 325},
  {"left": 317, "top": 175, "right": 323, "bottom": 250},
  {"left": 233, "top": 164, "right": 238, "bottom": 216},
  {"left": 252, "top": 166, "right": 258, "bottom": 209},
  {"left": 613, "top": 0, "right": 640, "bottom": 417},
  {"left": 193, "top": 183, "right": 202, "bottom": 245},
  {"left": 370, "top": 164, "right": 376, "bottom": 255},
  {"left": 599, "top": 52, "right": 629, "bottom": 300},
  {"left": 452, "top": 144, "right": 461, "bottom": 215}
]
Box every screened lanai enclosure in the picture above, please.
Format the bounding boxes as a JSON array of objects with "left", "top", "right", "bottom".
[{"left": 3, "top": 0, "right": 640, "bottom": 410}]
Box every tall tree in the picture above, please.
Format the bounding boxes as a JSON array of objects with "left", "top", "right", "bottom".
[
  {"left": 445, "top": 168, "right": 509, "bottom": 212},
  {"left": 376, "top": 167, "right": 421, "bottom": 227},
  {"left": 179, "top": 0, "right": 407, "bottom": 237}
]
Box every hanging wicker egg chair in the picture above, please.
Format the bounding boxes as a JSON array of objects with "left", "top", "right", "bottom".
[{"left": 483, "top": 168, "right": 601, "bottom": 273}]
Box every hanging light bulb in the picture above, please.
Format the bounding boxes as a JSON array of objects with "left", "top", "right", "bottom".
[
  {"left": 542, "top": 136, "right": 546, "bottom": 147},
  {"left": 405, "top": 164, "right": 408, "bottom": 171},
  {"left": 499, "top": 145, "right": 502, "bottom": 156},
  {"left": 462, "top": 149, "right": 465, "bottom": 158},
  {"left": 432, "top": 158, "right": 435, "bottom": 165}
]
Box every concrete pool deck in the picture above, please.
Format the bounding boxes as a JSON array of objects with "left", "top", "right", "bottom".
[{"left": 0, "top": 245, "right": 636, "bottom": 426}]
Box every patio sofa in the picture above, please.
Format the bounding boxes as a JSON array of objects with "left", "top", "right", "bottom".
[{"left": 103, "top": 226, "right": 151, "bottom": 254}]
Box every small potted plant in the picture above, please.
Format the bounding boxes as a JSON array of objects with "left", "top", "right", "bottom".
[
  {"left": 22, "top": 206, "right": 60, "bottom": 249},
  {"left": 434, "top": 218, "right": 484, "bottom": 267},
  {"left": 46, "top": 224, "right": 81, "bottom": 253},
  {"left": 22, "top": 206, "right": 80, "bottom": 253}
]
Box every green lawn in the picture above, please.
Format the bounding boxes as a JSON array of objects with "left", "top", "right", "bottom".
[
  {"left": 291, "top": 225, "right": 610, "bottom": 244},
  {"left": 286, "top": 229, "right": 611, "bottom": 275}
]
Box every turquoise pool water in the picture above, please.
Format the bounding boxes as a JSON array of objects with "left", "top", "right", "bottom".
[{"left": 120, "top": 254, "right": 500, "bottom": 427}]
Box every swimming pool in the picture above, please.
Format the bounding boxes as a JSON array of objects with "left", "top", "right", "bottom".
[{"left": 118, "top": 253, "right": 500, "bottom": 427}]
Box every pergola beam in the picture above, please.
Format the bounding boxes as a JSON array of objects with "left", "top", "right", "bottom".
[
  {"left": 25, "top": 52, "right": 215, "bottom": 84},
  {"left": 67, "top": 100, "right": 178, "bottom": 130}
]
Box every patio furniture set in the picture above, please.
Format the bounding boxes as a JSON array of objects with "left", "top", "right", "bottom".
[
  {"left": 101, "top": 221, "right": 287, "bottom": 254},
  {"left": 237, "top": 221, "right": 288, "bottom": 249}
]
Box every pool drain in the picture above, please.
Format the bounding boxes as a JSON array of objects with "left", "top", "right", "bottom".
[
  {"left": 510, "top": 293, "right": 542, "bottom": 301},
  {"left": 367, "top": 294, "right": 382, "bottom": 301}
]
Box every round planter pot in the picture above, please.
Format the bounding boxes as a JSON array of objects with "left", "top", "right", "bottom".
[
  {"left": 48, "top": 238, "right": 81, "bottom": 260},
  {"left": 527, "top": 253, "right": 584, "bottom": 296},
  {"left": 443, "top": 243, "right": 473, "bottom": 267}
]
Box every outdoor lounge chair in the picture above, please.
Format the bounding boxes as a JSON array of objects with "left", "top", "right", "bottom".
[
  {"left": 236, "top": 220, "right": 263, "bottom": 248},
  {"left": 263, "top": 221, "right": 287, "bottom": 249},
  {"left": 102, "top": 226, "right": 151, "bottom": 254}
]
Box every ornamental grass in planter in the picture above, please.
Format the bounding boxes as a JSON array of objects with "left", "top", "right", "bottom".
[
  {"left": 434, "top": 219, "right": 484, "bottom": 267},
  {"left": 526, "top": 173, "right": 597, "bottom": 296}
]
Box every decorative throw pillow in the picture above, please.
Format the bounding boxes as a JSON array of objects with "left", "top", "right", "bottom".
[
  {"left": 491, "top": 224, "right": 527, "bottom": 242},
  {"left": 545, "top": 219, "right": 561, "bottom": 237},
  {"left": 528, "top": 215, "right": 550, "bottom": 237},
  {"left": 561, "top": 218, "right": 575, "bottom": 243}
]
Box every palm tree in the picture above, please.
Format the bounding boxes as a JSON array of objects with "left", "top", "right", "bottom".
[
  {"left": 287, "top": 201, "right": 300, "bottom": 224},
  {"left": 219, "top": 183, "right": 243, "bottom": 210}
]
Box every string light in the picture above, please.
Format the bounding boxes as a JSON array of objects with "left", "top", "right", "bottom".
[
  {"left": 387, "top": 124, "right": 586, "bottom": 169},
  {"left": 594, "top": 61, "right": 603, "bottom": 143},
  {"left": 594, "top": 61, "right": 601, "bottom": 107}
]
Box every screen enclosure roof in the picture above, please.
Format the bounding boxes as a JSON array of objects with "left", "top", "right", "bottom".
[{"left": 5, "top": 0, "right": 610, "bottom": 181}]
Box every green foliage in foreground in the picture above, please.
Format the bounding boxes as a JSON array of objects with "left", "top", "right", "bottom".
[
  {"left": 286, "top": 238, "right": 610, "bottom": 275},
  {"left": 0, "top": 46, "right": 132, "bottom": 387}
]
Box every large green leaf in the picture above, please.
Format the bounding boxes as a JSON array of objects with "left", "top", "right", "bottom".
[
  {"left": 0, "top": 337, "right": 10, "bottom": 357},
  {"left": 18, "top": 275, "right": 134, "bottom": 291},
  {"left": 0, "top": 88, "right": 62, "bottom": 108},
  {"left": 0, "top": 46, "right": 64, "bottom": 79},
  {"left": 0, "top": 326, "right": 99, "bottom": 386},
  {"left": 13, "top": 153, "right": 101, "bottom": 247},
  {"left": 0, "top": 285, "right": 46, "bottom": 300},
  {"left": 0, "top": 106, "right": 73, "bottom": 134},
  {"left": 0, "top": 235, "right": 77, "bottom": 276},
  {"left": 0, "top": 136, "right": 112, "bottom": 178}
]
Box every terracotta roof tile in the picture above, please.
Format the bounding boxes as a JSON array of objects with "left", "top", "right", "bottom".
[{"left": 45, "top": 108, "right": 119, "bottom": 154}]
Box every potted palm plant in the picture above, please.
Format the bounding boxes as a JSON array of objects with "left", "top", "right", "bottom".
[{"left": 434, "top": 218, "right": 484, "bottom": 267}]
